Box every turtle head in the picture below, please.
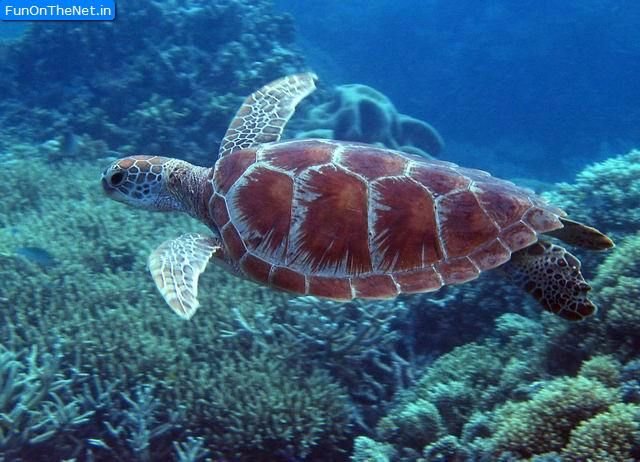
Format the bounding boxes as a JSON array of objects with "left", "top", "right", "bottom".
[{"left": 101, "top": 155, "right": 188, "bottom": 212}]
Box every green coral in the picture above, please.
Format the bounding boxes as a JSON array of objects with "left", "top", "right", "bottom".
[
  {"left": 562, "top": 403, "right": 640, "bottom": 462},
  {"left": 0, "top": 151, "right": 351, "bottom": 459},
  {"left": 194, "top": 346, "right": 350, "bottom": 460},
  {"left": 376, "top": 398, "right": 444, "bottom": 449},
  {"left": 578, "top": 355, "right": 621, "bottom": 389},
  {"left": 0, "top": 345, "right": 93, "bottom": 457},
  {"left": 350, "top": 436, "right": 396, "bottom": 462},
  {"left": 543, "top": 149, "right": 640, "bottom": 235},
  {"left": 591, "top": 233, "right": 640, "bottom": 352},
  {"left": 355, "top": 313, "right": 552, "bottom": 461},
  {"left": 0, "top": 0, "right": 305, "bottom": 164},
  {"left": 491, "top": 376, "right": 618, "bottom": 457}
]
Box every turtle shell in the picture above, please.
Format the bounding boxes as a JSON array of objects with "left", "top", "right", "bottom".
[{"left": 206, "top": 139, "right": 564, "bottom": 300}]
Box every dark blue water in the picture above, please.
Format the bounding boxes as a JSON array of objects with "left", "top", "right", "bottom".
[{"left": 275, "top": 0, "right": 640, "bottom": 180}]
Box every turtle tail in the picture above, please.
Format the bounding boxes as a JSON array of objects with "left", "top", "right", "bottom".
[
  {"left": 547, "top": 217, "right": 614, "bottom": 250},
  {"left": 505, "top": 240, "right": 596, "bottom": 321}
]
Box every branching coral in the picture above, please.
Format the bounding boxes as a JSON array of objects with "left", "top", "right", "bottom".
[
  {"left": 375, "top": 398, "right": 444, "bottom": 450},
  {"left": 192, "top": 346, "right": 351, "bottom": 461},
  {"left": 0, "top": 344, "right": 94, "bottom": 459},
  {"left": 561, "top": 403, "right": 640, "bottom": 462},
  {"left": 491, "top": 376, "right": 618, "bottom": 457},
  {"left": 0, "top": 0, "right": 306, "bottom": 164},
  {"left": 591, "top": 232, "right": 640, "bottom": 354},
  {"left": 543, "top": 149, "right": 640, "bottom": 236},
  {"left": 219, "top": 296, "right": 413, "bottom": 417},
  {"left": 0, "top": 151, "right": 352, "bottom": 459}
]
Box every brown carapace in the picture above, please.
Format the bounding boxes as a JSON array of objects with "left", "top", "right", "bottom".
[{"left": 101, "top": 73, "right": 613, "bottom": 320}]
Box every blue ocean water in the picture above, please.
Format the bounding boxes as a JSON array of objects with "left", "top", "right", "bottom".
[
  {"left": 275, "top": 0, "right": 640, "bottom": 181},
  {"left": 0, "top": 1, "right": 639, "bottom": 461}
]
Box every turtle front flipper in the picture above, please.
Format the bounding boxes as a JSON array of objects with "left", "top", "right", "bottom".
[
  {"left": 505, "top": 240, "right": 596, "bottom": 321},
  {"left": 547, "top": 217, "right": 614, "bottom": 250},
  {"left": 148, "top": 233, "right": 222, "bottom": 320},
  {"left": 219, "top": 72, "right": 317, "bottom": 158}
]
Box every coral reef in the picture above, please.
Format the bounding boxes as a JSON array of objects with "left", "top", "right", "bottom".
[
  {"left": 561, "top": 403, "right": 640, "bottom": 462},
  {"left": 0, "top": 148, "right": 354, "bottom": 460},
  {"left": 0, "top": 345, "right": 93, "bottom": 459},
  {"left": 293, "top": 83, "right": 444, "bottom": 158},
  {"left": 192, "top": 346, "right": 350, "bottom": 460},
  {"left": 375, "top": 398, "right": 444, "bottom": 450},
  {"left": 351, "top": 312, "right": 640, "bottom": 461},
  {"left": 0, "top": 0, "right": 305, "bottom": 165},
  {"left": 490, "top": 375, "right": 618, "bottom": 456},
  {"left": 1, "top": 101, "right": 639, "bottom": 460},
  {"left": 592, "top": 232, "right": 640, "bottom": 354},
  {"left": 543, "top": 149, "right": 640, "bottom": 237}
]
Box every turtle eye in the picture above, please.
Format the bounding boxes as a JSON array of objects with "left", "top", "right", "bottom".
[{"left": 110, "top": 171, "right": 125, "bottom": 186}]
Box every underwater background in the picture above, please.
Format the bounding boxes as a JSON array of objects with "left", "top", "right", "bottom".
[{"left": 0, "top": 0, "right": 639, "bottom": 461}]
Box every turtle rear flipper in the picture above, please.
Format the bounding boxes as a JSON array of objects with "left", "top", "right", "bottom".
[
  {"left": 148, "top": 233, "right": 222, "bottom": 320},
  {"left": 548, "top": 217, "right": 614, "bottom": 250},
  {"left": 506, "top": 240, "right": 596, "bottom": 321}
]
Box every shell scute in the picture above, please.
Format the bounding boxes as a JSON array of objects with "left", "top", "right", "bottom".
[
  {"left": 370, "top": 176, "right": 442, "bottom": 271},
  {"left": 436, "top": 257, "right": 480, "bottom": 285},
  {"left": 469, "top": 239, "right": 512, "bottom": 271},
  {"left": 523, "top": 207, "right": 563, "bottom": 233},
  {"left": 500, "top": 221, "right": 538, "bottom": 252},
  {"left": 352, "top": 274, "right": 398, "bottom": 299},
  {"left": 221, "top": 224, "right": 247, "bottom": 261},
  {"left": 214, "top": 149, "right": 256, "bottom": 194},
  {"left": 210, "top": 194, "right": 229, "bottom": 228},
  {"left": 394, "top": 267, "right": 443, "bottom": 294},
  {"left": 240, "top": 254, "right": 272, "bottom": 284},
  {"left": 340, "top": 146, "right": 407, "bottom": 180},
  {"left": 287, "top": 163, "right": 372, "bottom": 275},
  {"left": 473, "top": 181, "right": 532, "bottom": 228},
  {"left": 262, "top": 140, "right": 334, "bottom": 174},
  {"left": 438, "top": 190, "right": 500, "bottom": 258},
  {"left": 270, "top": 266, "right": 306, "bottom": 293},
  {"left": 308, "top": 276, "right": 352, "bottom": 300},
  {"left": 227, "top": 166, "right": 293, "bottom": 260},
  {"left": 410, "top": 162, "right": 470, "bottom": 196}
]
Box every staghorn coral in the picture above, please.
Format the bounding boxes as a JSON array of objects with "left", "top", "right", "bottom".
[
  {"left": 0, "top": 149, "right": 353, "bottom": 459},
  {"left": 193, "top": 345, "right": 350, "bottom": 461},
  {"left": 218, "top": 295, "right": 413, "bottom": 432},
  {"left": 0, "top": 344, "right": 95, "bottom": 460},
  {"left": 0, "top": 0, "right": 305, "bottom": 165},
  {"left": 293, "top": 83, "right": 444, "bottom": 158}
]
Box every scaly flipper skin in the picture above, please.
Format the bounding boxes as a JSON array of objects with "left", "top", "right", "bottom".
[
  {"left": 218, "top": 72, "right": 317, "bottom": 157},
  {"left": 506, "top": 240, "right": 596, "bottom": 321},
  {"left": 148, "top": 233, "right": 222, "bottom": 320},
  {"left": 548, "top": 217, "right": 615, "bottom": 251}
]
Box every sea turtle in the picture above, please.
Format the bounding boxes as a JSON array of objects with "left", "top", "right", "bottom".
[{"left": 101, "top": 73, "right": 614, "bottom": 321}]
